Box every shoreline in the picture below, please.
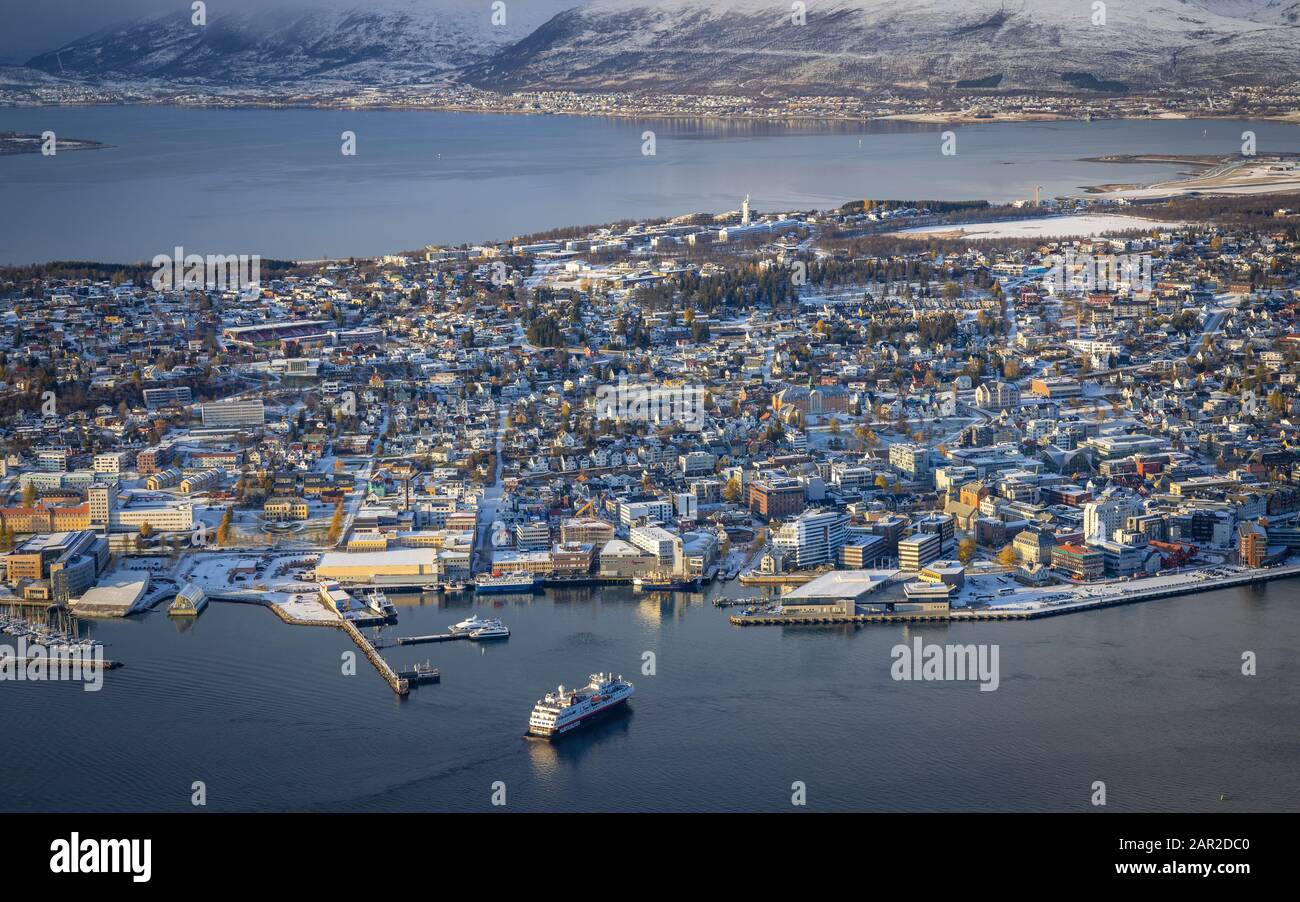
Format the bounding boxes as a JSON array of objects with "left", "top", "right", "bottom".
[
  {"left": 732, "top": 563, "right": 1300, "bottom": 627},
  {"left": 1081, "top": 153, "right": 1300, "bottom": 199},
  {"left": 5, "top": 97, "right": 1300, "bottom": 128}
]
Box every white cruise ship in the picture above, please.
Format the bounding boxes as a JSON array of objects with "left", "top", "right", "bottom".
[{"left": 526, "top": 673, "right": 634, "bottom": 739}]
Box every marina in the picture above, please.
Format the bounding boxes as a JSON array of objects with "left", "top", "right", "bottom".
[
  {"left": 389, "top": 613, "right": 514, "bottom": 645},
  {"left": 6, "top": 656, "right": 121, "bottom": 671},
  {"left": 0, "top": 607, "right": 104, "bottom": 653}
]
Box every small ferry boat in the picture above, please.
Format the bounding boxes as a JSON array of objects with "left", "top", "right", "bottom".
[
  {"left": 468, "top": 622, "right": 511, "bottom": 640},
  {"left": 448, "top": 614, "right": 506, "bottom": 635}
]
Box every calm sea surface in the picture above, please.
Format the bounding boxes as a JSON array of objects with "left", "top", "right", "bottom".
[
  {"left": 3, "top": 579, "right": 1298, "bottom": 812},
  {"left": 1, "top": 108, "right": 1298, "bottom": 264}
]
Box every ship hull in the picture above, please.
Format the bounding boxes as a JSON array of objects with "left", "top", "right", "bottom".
[
  {"left": 526, "top": 695, "right": 630, "bottom": 739},
  {"left": 475, "top": 579, "right": 537, "bottom": 594}
]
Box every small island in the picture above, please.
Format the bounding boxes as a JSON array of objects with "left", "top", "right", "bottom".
[{"left": 0, "top": 132, "right": 107, "bottom": 155}]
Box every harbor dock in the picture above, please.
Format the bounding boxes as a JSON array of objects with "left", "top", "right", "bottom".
[
  {"left": 737, "top": 571, "right": 824, "bottom": 586},
  {"left": 731, "top": 563, "right": 1300, "bottom": 627},
  {"left": 394, "top": 632, "right": 470, "bottom": 646}
]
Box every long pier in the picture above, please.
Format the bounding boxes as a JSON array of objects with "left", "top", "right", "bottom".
[
  {"left": 731, "top": 564, "right": 1300, "bottom": 627},
  {"left": 340, "top": 619, "right": 409, "bottom": 696},
  {"left": 732, "top": 610, "right": 1031, "bottom": 625},
  {"left": 395, "top": 632, "right": 469, "bottom": 646},
  {"left": 210, "top": 594, "right": 409, "bottom": 696}
]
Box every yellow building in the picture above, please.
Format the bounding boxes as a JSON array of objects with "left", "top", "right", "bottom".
[
  {"left": 347, "top": 531, "right": 391, "bottom": 552},
  {"left": 264, "top": 497, "right": 310, "bottom": 521},
  {"left": 314, "top": 549, "right": 440, "bottom": 584}
]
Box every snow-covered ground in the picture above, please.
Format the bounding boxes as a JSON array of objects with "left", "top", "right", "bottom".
[
  {"left": 953, "top": 561, "right": 1299, "bottom": 613},
  {"left": 176, "top": 551, "right": 318, "bottom": 594},
  {"left": 899, "top": 214, "right": 1179, "bottom": 240},
  {"left": 263, "top": 590, "right": 340, "bottom": 624}
]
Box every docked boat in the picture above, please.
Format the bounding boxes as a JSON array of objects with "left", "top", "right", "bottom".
[
  {"left": 633, "top": 575, "right": 695, "bottom": 592},
  {"left": 448, "top": 614, "right": 506, "bottom": 635},
  {"left": 475, "top": 572, "right": 537, "bottom": 594},
  {"left": 468, "top": 622, "right": 511, "bottom": 640},
  {"left": 395, "top": 661, "right": 440, "bottom": 685},
  {"left": 365, "top": 589, "right": 397, "bottom": 619},
  {"left": 526, "top": 672, "right": 634, "bottom": 739}
]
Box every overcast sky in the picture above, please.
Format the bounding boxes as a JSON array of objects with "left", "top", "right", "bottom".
[{"left": 7, "top": 0, "right": 191, "bottom": 63}]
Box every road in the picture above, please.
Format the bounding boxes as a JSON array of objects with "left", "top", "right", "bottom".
[{"left": 472, "top": 405, "right": 510, "bottom": 574}]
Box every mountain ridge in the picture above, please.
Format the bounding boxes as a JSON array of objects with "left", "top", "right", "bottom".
[{"left": 20, "top": 0, "right": 1300, "bottom": 96}]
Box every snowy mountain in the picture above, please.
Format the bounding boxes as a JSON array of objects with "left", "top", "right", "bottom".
[
  {"left": 21, "top": 0, "right": 1300, "bottom": 94},
  {"left": 24, "top": 0, "right": 579, "bottom": 87},
  {"left": 465, "top": 0, "right": 1300, "bottom": 95}
]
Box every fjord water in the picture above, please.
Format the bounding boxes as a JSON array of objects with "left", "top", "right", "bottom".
[
  {"left": 1, "top": 107, "right": 1299, "bottom": 264},
  {"left": 4, "top": 581, "right": 1298, "bottom": 812}
]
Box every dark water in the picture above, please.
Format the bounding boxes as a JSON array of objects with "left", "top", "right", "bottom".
[
  {"left": 3, "top": 580, "right": 1297, "bottom": 812},
  {"left": 1, "top": 108, "right": 1298, "bottom": 264}
]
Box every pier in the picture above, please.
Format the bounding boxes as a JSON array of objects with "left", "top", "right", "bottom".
[
  {"left": 341, "top": 619, "right": 409, "bottom": 696},
  {"left": 731, "top": 611, "right": 1030, "bottom": 626},
  {"left": 395, "top": 632, "right": 470, "bottom": 646},
  {"left": 737, "top": 571, "right": 824, "bottom": 586},
  {"left": 712, "top": 596, "right": 768, "bottom": 608},
  {"left": 208, "top": 595, "right": 411, "bottom": 697},
  {"left": 731, "top": 563, "right": 1300, "bottom": 627}
]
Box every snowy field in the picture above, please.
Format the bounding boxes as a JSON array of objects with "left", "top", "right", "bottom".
[{"left": 898, "top": 214, "right": 1179, "bottom": 240}]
